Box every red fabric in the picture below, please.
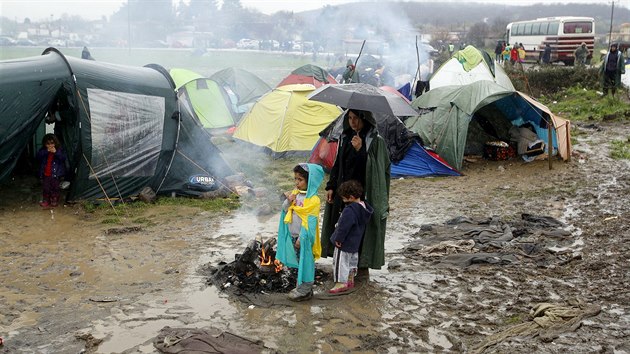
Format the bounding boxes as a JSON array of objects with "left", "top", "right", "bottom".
[
  {"left": 44, "top": 152, "right": 54, "bottom": 177},
  {"left": 308, "top": 139, "right": 338, "bottom": 172},
  {"left": 277, "top": 74, "right": 337, "bottom": 88}
]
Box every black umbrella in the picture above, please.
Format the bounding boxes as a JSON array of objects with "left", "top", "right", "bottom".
[{"left": 307, "top": 83, "right": 418, "bottom": 117}]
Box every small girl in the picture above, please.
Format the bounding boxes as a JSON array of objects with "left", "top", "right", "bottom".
[
  {"left": 276, "top": 163, "right": 324, "bottom": 301},
  {"left": 329, "top": 180, "right": 373, "bottom": 294},
  {"left": 36, "top": 134, "right": 67, "bottom": 208}
]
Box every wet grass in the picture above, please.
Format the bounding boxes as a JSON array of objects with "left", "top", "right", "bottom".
[
  {"left": 610, "top": 138, "right": 630, "bottom": 160},
  {"left": 539, "top": 85, "right": 630, "bottom": 122},
  {"left": 83, "top": 194, "right": 240, "bottom": 225}
]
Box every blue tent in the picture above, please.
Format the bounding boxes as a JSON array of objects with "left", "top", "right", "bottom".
[{"left": 391, "top": 142, "right": 460, "bottom": 177}]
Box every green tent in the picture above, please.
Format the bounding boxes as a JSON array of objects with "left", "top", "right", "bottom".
[
  {"left": 170, "top": 68, "right": 236, "bottom": 130},
  {"left": 0, "top": 48, "right": 233, "bottom": 201},
  {"left": 210, "top": 67, "right": 271, "bottom": 112},
  {"left": 406, "top": 80, "right": 571, "bottom": 170}
]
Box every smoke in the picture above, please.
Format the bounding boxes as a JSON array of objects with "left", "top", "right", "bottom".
[{"left": 298, "top": 2, "right": 434, "bottom": 88}]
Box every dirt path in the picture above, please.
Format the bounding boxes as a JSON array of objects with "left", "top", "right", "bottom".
[{"left": 1, "top": 122, "right": 628, "bottom": 353}]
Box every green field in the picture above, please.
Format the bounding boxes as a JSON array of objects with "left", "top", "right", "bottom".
[{"left": 0, "top": 46, "right": 336, "bottom": 86}]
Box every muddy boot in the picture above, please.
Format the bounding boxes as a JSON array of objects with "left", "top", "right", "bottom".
[
  {"left": 355, "top": 268, "right": 370, "bottom": 283},
  {"left": 288, "top": 282, "right": 313, "bottom": 302}
]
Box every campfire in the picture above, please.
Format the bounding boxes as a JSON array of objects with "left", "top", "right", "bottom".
[
  {"left": 207, "top": 237, "right": 329, "bottom": 297},
  {"left": 259, "top": 246, "right": 283, "bottom": 273},
  {"left": 208, "top": 238, "right": 295, "bottom": 294}
]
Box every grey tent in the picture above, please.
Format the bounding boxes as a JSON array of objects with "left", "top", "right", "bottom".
[{"left": 0, "top": 48, "right": 233, "bottom": 201}]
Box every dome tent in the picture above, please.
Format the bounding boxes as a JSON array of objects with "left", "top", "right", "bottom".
[{"left": 0, "top": 48, "right": 233, "bottom": 201}]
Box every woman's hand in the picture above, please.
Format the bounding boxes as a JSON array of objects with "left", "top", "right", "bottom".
[
  {"left": 326, "top": 189, "right": 334, "bottom": 204},
  {"left": 351, "top": 133, "right": 362, "bottom": 151},
  {"left": 295, "top": 239, "right": 300, "bottom": 249},
  {"left": 335, "top": 241, "right": 342, "bottom": 248}
]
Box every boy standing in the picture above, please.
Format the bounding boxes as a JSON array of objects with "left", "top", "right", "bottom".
[
  {"left": 276, "top": 163, "right": 324, "bottom": 301},
  {"left": 329, "top": 180, "right": 373, "bottom": 294}
]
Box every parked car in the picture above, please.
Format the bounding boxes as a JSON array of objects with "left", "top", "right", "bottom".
[
  {"left": 236, "top": 38, "right": 259, "bottom": 50},
  {"left": 0, "top": 36, "right": 17, "bottom": 46},
  {"left": 16, "top": 39, "right": 37, "bottom": 46}
]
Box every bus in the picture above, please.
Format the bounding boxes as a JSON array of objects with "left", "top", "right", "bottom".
[{"left": 506, "top": 16, "right": 595, "bottom": 65}]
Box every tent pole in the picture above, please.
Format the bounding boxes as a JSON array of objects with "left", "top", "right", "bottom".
[{"left": 548, "top": 121, "right": 553, "bottom": 170}]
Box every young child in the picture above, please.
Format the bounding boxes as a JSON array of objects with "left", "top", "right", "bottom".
[
  {"left": 329, "top": 180, "right": 373, "bottom": 294},
  {"left": 36, "top": 133, "right": 67, "bottom": 208},
  {"left": 276, "top": 163, "right": 324, "bottom": 302}
]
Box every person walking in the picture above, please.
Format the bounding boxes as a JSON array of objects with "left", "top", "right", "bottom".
[
  {"left": 599, "top": 43, "right": 625, "bottom": 98},
  {"left": 494, "top": 41, "right": 504, "bottom": 63},
  {"left": 574, "top": 42, "right": 589, "bottom": 66},
  {"left": 542, "top": 43, "right": 552, "bottom": 65}
]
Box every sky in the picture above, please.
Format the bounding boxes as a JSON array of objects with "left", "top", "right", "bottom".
[{"left": 0, "top": 0, "right": 625, "bottom": 22}]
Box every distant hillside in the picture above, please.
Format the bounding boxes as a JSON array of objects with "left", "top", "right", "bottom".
[{"left": 301, "top": 1, "right": 629, "bottom": 36}]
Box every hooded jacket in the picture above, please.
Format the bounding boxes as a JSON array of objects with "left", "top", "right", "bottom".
[
  {"left": 599, "top": 47, "right": 626, "bottom": 88},
  {"left": 276, "top": 163, "right": 324, "bottom": 285},
  {"left": 330, "top": 201, "right": 374, "bottom": 253}
]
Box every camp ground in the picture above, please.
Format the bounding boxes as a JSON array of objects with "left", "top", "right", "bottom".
[
  {"left": 0, "top": 48, "right": 234, "bottom": 202},
  {"left": 232, "top": 84, "right": 342, "bottom": 155},
  {"left": 170, "top": 68, "right": 237, "bottom": 131}
]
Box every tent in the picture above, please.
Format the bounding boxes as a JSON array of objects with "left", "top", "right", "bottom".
[
  {"left": 0, "top": 48, "right": 234, "bottom": 201},
  {"left": 209, "top": 67, "right": 271, "bottom": 118},
  {"left": 406, "top": 80, "right": 571, "bottom": 170},
  {"left": 233, "top": 84, "right": 341, "bottom": 155},
  {"left": 170, "top": 68, "right": 236, "bottom": 130},
  {"left": 430, "top": 45, "right": 515, "bottom": 91},
  {"left": 276, "top": 64, "right": 337, "bottom": 88},
  {"left": 309, "top": 111, "right": 460, "bottom": 178}
]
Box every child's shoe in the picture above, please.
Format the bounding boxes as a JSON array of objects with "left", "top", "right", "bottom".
[{"left": 39, "top": 201, "right": 50, "bottom": 208}]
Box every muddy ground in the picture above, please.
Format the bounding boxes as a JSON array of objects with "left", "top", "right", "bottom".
[{"left": 0, "top": 121, "right": 628, "bottom": 353}]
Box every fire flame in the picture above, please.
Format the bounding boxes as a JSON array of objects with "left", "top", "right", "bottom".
[
  {"left": 260, "top": 248, "right": 272, "bottom": 266},
  {"left": 260, "top": 247, "right": 283, "bottom": 273}
]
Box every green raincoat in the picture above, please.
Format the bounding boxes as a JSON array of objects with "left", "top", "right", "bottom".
[{"left": 321, "top": 113, "right": 390, "bottom": 269}]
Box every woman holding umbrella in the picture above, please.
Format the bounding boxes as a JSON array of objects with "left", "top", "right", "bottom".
[{"left": 321, "top": 109, "right": 390, "bottom": 282}]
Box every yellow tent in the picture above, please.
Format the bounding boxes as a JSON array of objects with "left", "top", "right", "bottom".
[{"left": 233, "top": 84, "right": 341, "bottom": 154}]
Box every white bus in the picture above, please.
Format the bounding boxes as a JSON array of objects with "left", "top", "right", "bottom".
[{"left": 506, "top": 16, "right": 595, "bottom": 65}]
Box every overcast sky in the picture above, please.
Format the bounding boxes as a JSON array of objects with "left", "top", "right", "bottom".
[{"left": 0, "top": 0, "right": 625, "bottom": 22}]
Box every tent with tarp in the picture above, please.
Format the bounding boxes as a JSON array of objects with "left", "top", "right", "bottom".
[
  {"left": 277, "top": 64, "right": 338, "bottom": 88},
  {"left": 405, "top": 80, "right": 571, "bottom": 170},
  {"left": 309, "top": 110, "right": 460, "bottom": 178},
  {"left": 0, "top": 48, "right": 234, "bottom": 201},
  {"left": 430, "top": 45, "right": 515, "bottom": 91},
  {"left": 209, "top": 67, "right": 271, "bottom": 119},
  {"left": 170, "top": 68, "right": 236, "bottom": 130},
  {"left": 233, "top": 84, "right": 341, "bottom": 155}
]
